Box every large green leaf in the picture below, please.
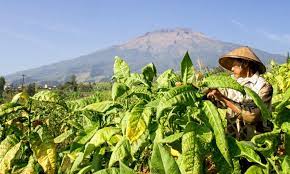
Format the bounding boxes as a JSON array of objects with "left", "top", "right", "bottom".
[
  {"left": 179, "top": 122, "right": 212, "bottom": 174},
  {"left": 54, "top": 129, "right": 74, "bottom": 143},
  {"left": 282, "top": 122, "right": 290, "bottom": 156},
  {"left": 127, "top": 86, "right": 151, "bottom": 101},
  {"left": 113, "top": 56, "right": 130, "bottom": 83},
  {"left": 156, "top": 69, "right": 180, "bottom": 89},
  {"left": 70, "top": 152, "right": 84, "bottom": 173},
  {"left": 202, "top": 75, "right": 245, "bottom": 95},
  {"left": 120, "top": 161, "right": 135, "bottom": 174},
  {"left": 211, "top": 143, "right": 232, "bottom": 174},
  {"left": 188, "top": 122, "right": 213, "bottom": 144},
  {"left": 11, "top": 92, "right": 29, "bottom": 105},
  {"left": 244, "top": 165, "right": 265, "bottom": 174},
  {"left": 0, "top": 141, "right": 21, "bottom": 173},
  {"left": 142, "top": 63, "right": 157, "bottom": 85},
  {"left": 66, "top": 93, "right": 100, "bottom": 112},
  {"left": 32, "top": 90, "right": 67, "bottom": 108},
  {"left": 275, "top": 87, "right": 290, "bottom": 113},
  {"left": 150, "top": 143, "right": 181, "bottom": 174},
  {"left": 126, "top": 102, "right": 153, "bottom": 142},
  {"left": 0, "top": 102, "right": 24, "bottom": 116},
  {"left": 109, "top": 138, "right": 131, "bottom": 167},
  {"left": 68, "top": 120, "right": 84, "bottom": 130},
  {"left": 228, "top": 137, "right": 264, "bottom": 167},
  {"left": 251, "top": 131, "right": 279, "bottom": 158},
  {"left": 83, "top": 101, "right": 123, "bottom": 113},
  {"left": 156, "top": 85, "right": 198, "bottom": 119},
  {"left": 126, "top": 73, "right": 149, "bottom": 87},
  {"left": 282, "top": 155, "right": 290, "bottom": 174},
  {"left": 84, "top": 127, "right": 121, "bottom": 156},
  {"left": 179, "top": 125, "right": 198, "bottom": 174},
  {"left": 181, "top": 51, "right": 194, "bottom": 84},
  {"left": 244, "top": 87, "right": 272, "bottom": 121},
  {"left": 77, "top": 165, "right": 92, "bottom": 174},
  {"left": 93, "top": 168, "right": 120, "bottom": 174},
  {"left": 202, "top": 100, "right": 232, "bottom": 167},
  {"left": 112, "top": 83, "right": 129, "bottom": 101},
  {"left": 159, "top": 132, "right": 184, "bottom": 144}
]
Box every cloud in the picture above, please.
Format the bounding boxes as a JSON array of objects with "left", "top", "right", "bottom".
[
  {"left": 231, "top": 19, "right": 249, "bottom": 32},
  {"left": 258, "top": 30, "right": 290, "bottom": 44}
]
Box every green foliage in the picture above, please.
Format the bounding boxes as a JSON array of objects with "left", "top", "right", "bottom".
[
  {"left": 156, "top": 69, "right": 180, "bottom": 89},
  {"left": 264, "top": 61, "right": 290, "bottom": 93},
  {"left": 26, "top": 83, "right": 36, "bottom": 96},
  {"left": 83, "top": 101, "right": 123, "bottom": 113},
  {"left": 150, "top": 143, "right": 181, "bottom": 174},
  {"left": 0, "top": 52, "right": 289, "bottom": 173},
  {"left": 142, "top": 63, "right": 157, "bottom": 86},
  {"left": 202, "top": 74, "right": 245, "bottom": 95},
  {"left": 112, "top": 83, "right": 129, "bottom": 101},
  {"left": 228, "top": 137, "right": 264, "bottom": 167},
  {"left": 32, "top": 90, "right": 67, "bottom": 109},
  {"left": 244, "top": 87, "right": 272, "bottom": 121},
  {"left": 126, "top": 101, "right": 153, "bottom": 142},
  {"left": 156, "top": 85, "right": 198, "bottom": 119},
  {"left": 113, "top": 56, "right": 130, "bottom": 83},
  {"left": 202, "top": 100, "right": 232, "bottom": 167},
  {"left": 109, "top": 138, "right": 131, "bottom": 167},
  {"left": 0, "top": 76, "right": 5, "bottom": 99},
  {"left": 179, "top": 122, "right": 213, "bottom": 174},
  {"left": 244, "top": 165, "right": 265, "bottom": 174},
  {"left": 282, "top": 155, "right": 290, "bottom": 173},
  {"left": 181, "top": 51, "right": 194, "bottom": 84}
]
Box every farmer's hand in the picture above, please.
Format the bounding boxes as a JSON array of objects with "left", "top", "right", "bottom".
[
  {"left": 175, "top": 81, "right": 183, "bottom": 87},
  {"left": 207, "top": 89, "right": 223, "bottom": 101}
]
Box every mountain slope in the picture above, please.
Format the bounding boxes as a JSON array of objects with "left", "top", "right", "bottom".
[{"left": 6, "top": 28, "right": 285, "bottom": 85}]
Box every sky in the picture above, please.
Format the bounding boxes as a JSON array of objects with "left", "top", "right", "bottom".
[{"left": 0, "top": 0, "right": 290, "bottom": 75}]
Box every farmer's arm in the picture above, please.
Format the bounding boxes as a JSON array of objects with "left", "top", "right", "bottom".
[
  {"left": 220, "top": 95, "right": 259, "bottom": 123},
  {"left": 207, "top": 89, "right": 244, "bottom": 117},
  {"left": 207, "top": 84, "right": 273, "bottom": 123}
]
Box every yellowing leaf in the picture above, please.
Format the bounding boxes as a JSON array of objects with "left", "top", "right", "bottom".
[
  {"left": 126, "top": 102, "right": 153, "bottom": 142},
  {"left": 31, "top": 134, "right": 56, "bottom": 174},
  {"left": 0, "top": 141, "right": 21, "bottom": 173},
  {"left": 109, "top": 138, "right": 131, "bottom": 167}
]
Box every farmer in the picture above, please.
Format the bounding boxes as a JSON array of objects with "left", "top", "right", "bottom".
[{"left": 207, "top": 46, "right": 273, "bottom": 140}]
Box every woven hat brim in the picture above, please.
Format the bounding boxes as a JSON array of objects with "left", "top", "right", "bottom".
[{"left": 219, "top": 56, "right": 266, "bottom": 74}]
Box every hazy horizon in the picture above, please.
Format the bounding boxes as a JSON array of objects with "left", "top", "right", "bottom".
[{"left": 1, "top": 0, "right": 290, "bottom": 75}]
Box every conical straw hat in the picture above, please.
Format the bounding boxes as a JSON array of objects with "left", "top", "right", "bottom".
[{"left": 219, "top": 46, "right": 266, "bottom": 74}]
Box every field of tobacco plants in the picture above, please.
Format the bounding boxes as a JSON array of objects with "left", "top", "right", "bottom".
[{"left": 0, "top": 52, "right": 289, "bottom": 174}]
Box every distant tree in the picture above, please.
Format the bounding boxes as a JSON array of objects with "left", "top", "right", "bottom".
[
  {"left": 70, "top": 74, "right": 78, "bottom": 92},
  {"left": 287, "top": 52, "right": 290, "bottom": 64},
  {"left": 62, "top": 74, "right": 78, "bottom": 92},
  {"left": 26, "top": 83, "right": 36, "bottom": 96},
  {"left": 0, "top": 76, "right": 5, "bottom": 99}
]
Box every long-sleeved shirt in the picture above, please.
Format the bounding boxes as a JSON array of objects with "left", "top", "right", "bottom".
[{"left": 220, "top": 72, "right": 273, "bottom": 140}]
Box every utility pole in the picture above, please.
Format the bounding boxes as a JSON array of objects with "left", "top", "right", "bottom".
[{"left": 21, "top": 74, "right": 25, "bottom": 91}]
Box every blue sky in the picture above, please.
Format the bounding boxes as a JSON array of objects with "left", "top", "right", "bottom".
[{"left": 1, "top": 0, "right": 289, "bottom": 75}]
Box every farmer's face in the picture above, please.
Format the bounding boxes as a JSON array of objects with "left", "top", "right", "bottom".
[{"left": 231, "top": 60, "right": 243, "bottom": 78}]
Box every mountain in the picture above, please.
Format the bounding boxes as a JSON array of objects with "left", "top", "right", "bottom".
[{"left": 5, "top": 28, "right": 285, "bottom": 85}]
